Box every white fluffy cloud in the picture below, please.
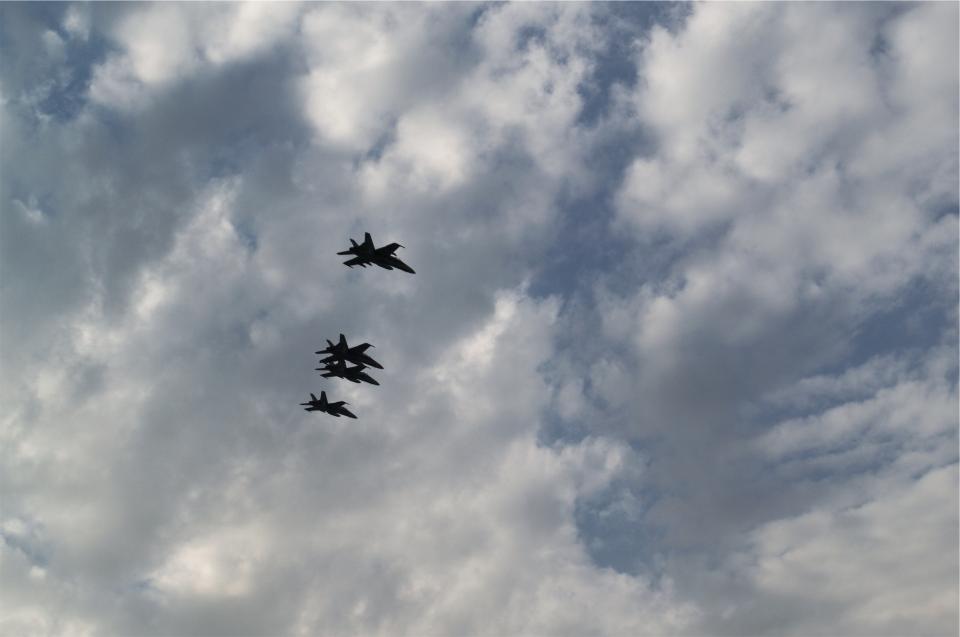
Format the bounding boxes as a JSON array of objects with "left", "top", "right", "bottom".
[
  {"left": 89, "top": 3, "right": 302, "bottom": 110},
  {"left": 1, "top": 3, "right": 956, "bottom": 636},
  {"left": 585, "top": 3, "right": 957, "bottom": 634},
  {"left": 599, "top": 2, "right": 957, "bottom": 447},
  {"left": 1, "top": 4, "right": 693, "bottom": 635},
  {"left": 739, "top": 463, "right": 958, "bottom": 637}
]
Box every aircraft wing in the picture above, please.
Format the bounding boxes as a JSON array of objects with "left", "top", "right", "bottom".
[
  {"left": 375, "top": 242, "right": 403, "bottom": 255},
  {"left": 339, "top": 406, "right": 357, "bottom": 419}
]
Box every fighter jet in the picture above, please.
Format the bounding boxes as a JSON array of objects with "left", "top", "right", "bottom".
[
  {"left": 316, "top": 359, "right": 380, "bottom": 386},
  {"left": 300, "top": 391, "right": 357, "bottom": 418},
  {"left": 338, "top": 232, "right": 415, "bottom": 274},
  {"left": 316, "top": 333, "right": 383, "bottom": 370}
]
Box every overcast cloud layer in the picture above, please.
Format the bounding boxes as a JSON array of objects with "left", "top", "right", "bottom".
[{"left": 1, "top": 3, "right": 957, "bottom": 636}]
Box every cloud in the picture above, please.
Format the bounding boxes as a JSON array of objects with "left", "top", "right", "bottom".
[
  {"left": 547, "top": 2, "right": 956, "bottom": 632},
  {"left": 88, "top": 3, "right": 302, "bottom": 110},
  {"left": 756, "top": 356, "right": 955, "bottom": 463},
  {"left": 734, "top": 464, "right": 958, "bottom": 637},
  {"left": 597, "top": 1, "right": 956, "bottom": 447},
  {"left": 1, "top": 3, "right": 956, "bottom": 636},
  {"left": 2, "top": 3, "right": 698, "bottom": 635}
]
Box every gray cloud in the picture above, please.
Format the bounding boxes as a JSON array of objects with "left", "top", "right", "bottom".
[{"left": 1, "top": 3, "right": 956, "bottom": 636}]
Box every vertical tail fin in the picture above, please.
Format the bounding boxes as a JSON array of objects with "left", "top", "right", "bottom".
[
  {"left": 310, "top": 393, "right": 318, "bottom": 401},
  {"left": 339, "top": 334, "right": 347, "bottom": 348},
  {"left": 363, "top": 232, "right": 374, "bottom": 249}
]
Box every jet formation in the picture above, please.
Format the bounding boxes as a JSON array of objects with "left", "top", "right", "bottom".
[{"left": 301, "top": 233, "right": 414, "bottom": 419}]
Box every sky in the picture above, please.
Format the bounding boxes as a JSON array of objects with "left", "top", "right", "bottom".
[{"left": 0, "top": 3, "right": 957, "bottom": 636}]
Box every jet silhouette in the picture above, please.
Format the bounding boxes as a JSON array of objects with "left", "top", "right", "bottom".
[
  {"left": 338, "top": 232, "right": 415, "bottom": 274},
  {"left": 300, "top": 391, "right": 357, "bottom": 418},
  {"left": 316, "top": 333, "right": 383, "bottom": 370},
  {"left": 317, "top": 359, "right": 380, "bottom": 386}
]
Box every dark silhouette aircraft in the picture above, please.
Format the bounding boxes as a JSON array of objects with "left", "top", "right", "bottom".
[
  {"left": 300, "top": 391, "right": 357, "bottom": 418},
  {"left": 316, "top": 333, "right": 383, "bottom": 370},
  {"left": 317, "top": 359, "right": 380, "bottom": 386},
  {"left": 338, "top": 232, "right": 415, "bottom": 274}
]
